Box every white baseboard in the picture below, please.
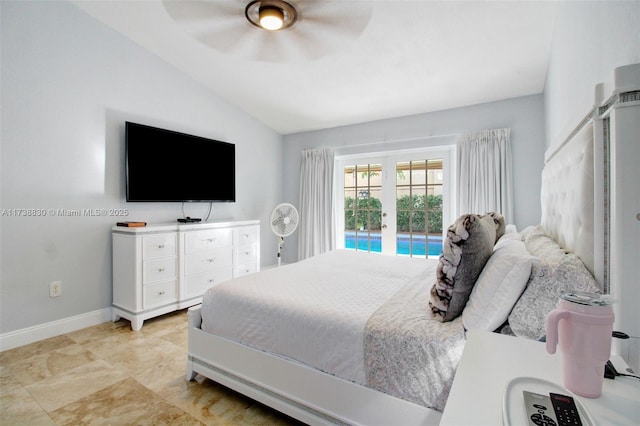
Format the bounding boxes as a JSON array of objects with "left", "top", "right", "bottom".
[{"left": 0, "top": 308, "right": 112, "bottom": 352}]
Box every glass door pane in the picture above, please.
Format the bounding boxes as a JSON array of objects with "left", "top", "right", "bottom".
[
  {"left": 343, "top": 163, "right": 383, "bottom": 253},
  {"left": 395, "top": 159, "right": 443, "bottom": 257}
]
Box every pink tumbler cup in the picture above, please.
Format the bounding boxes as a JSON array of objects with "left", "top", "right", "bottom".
[{"left": 546, "top": 291, "right": 614, "bottom": 398}]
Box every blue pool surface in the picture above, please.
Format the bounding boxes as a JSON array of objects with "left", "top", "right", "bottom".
[{"left": 344, "top": 232, "right": 443, "bottom": 256}]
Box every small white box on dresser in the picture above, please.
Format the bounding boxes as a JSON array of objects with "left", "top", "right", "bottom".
[{"left": 112, "top": 220, "right": 260, "bottom": 330}]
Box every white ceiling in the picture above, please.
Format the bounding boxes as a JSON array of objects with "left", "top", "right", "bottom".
[{"left": 72, "top": 1, "right": 558, "bottom": 135}]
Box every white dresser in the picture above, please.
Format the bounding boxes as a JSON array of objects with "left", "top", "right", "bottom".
[{"left": 112, "top": 220, "right": 260, "bottom": 330}]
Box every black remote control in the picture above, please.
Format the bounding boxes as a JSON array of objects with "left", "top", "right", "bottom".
[{"left": 550, "top": 393, "right": 582, "bottom": 426}]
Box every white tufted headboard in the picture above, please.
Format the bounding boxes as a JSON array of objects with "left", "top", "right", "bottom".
[
  {"left": 541, "top": 62, "right": 640, "bottom": 373},
  {"left": 540, "top": 122, "right": 599, "bottom": 288}
]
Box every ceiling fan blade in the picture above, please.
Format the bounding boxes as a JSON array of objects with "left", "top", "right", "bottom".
[
  {"left": 164, "top": 0, "right": 256, "bottom": 55},
  {"left": 191, "top": 25, "right": 255, "bottom": 55},
  {"left": 163, "top": 0, "right": 374, "bottom": 62},
  {"left": 277, "top": 1, "right": 373, "bottom": 60},
  {"left": 296, "top": 0, "right": 373, "bottom": 37},
  {"left": 163, "top": 0, "right": 242, "bottom": 25}
]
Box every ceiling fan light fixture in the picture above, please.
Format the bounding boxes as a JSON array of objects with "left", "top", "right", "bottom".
[
  {"left": 259, "top": 5, "right": 284, "bottom": 31},
  {"left": 245, "top": 0, "right": 297, "bottom": 31}
]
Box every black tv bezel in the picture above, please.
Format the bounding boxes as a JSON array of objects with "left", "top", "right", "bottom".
[{"left": 125, "top": 121, "right": 236, "bottom": 203}]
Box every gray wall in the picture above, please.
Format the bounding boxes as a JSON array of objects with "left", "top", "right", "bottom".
[
  {"left": 0, "top": 1, "right": 283, "bottom": 334},
  {"left": 544, "top": 0, "right": 640, "bottom": 150},
  {"left": 283, "top": 94, "right": 545, "bottom": 261}
]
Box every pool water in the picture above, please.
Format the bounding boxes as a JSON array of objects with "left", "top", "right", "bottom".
[{"left": 344, "top": 232, "right": 443, "bottom": 256}]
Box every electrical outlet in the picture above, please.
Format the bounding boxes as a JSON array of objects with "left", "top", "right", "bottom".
[{"left": 49, "top": 281, "right": 62, "bottom": 298}]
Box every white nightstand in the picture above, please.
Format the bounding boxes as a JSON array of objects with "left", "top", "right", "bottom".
[{"left": 440, "top": 330, "right": 640, "bottom": 425}]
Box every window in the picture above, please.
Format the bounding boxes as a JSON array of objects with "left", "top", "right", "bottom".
[
  {"left": 336, "top": 146, "right": 453, "bottom": 258},
  {"left": 395, "top": 159, "right": 444, "bottom": 257},
  {"left": 344, "top": 163, "right": 382, "bottom": 252}
]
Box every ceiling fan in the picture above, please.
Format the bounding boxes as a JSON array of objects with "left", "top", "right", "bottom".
[{"left": 162, "top": 0, "right": 373, "bottom": 62}]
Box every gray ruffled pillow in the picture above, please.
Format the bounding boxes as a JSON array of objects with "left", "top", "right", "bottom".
[
  {"left": 508, "top": 230, "right": 600, "bottom": 340},
  {"left": 429, "top": 212, "right": 505, "bottom": 322}
]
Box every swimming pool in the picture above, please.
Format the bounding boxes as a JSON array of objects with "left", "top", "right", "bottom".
[{"left": 344, "top": 232, "right": 443, "bottom": 256}]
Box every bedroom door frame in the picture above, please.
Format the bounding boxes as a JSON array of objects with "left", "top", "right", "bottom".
[{"left": 335, "top": 145, "right": 455, "bottom": 257}]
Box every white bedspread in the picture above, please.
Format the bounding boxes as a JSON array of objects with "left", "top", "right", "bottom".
[{"left": 201, "top": 249, "right": 436, "bottom": 384}]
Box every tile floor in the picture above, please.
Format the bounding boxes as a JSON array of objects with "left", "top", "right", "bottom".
[{"left": 0, "top": 310, "right": 303, "bottom": 425}]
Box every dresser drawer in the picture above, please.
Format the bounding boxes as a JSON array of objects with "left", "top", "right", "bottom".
[
  {"left": 143, "top": 257, "right": 176, "bottom": 284},
  {"left": 234, "top": 244, "right": 257, "bottom": 266},
  {"left": 185, "top": 267, "right": 233, "bottom": 297},
  {"left": 143, "top": 234, "right": 177, "bottom": 260},
  {"left": 143, "top": 280, "right": 177, "bottom": 309},
  {"left": 234, "top": 263, "right": 258, "bottom": 278},
  {"left": 185, "top": 248, "right": 233, "bottom": 275},
  {"left": 234, "top": 226, "right": 259, "bottom": 245},
  {"left": 185, "top": 229, "right": 232, "bottom": 254}
]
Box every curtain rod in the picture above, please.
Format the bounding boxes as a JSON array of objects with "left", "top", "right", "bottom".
[
  {"left": 330, "top": 132, "right": 460, "bottom": 156},
  {"left": 327, "top": 127, "right": 511, "bottom": 154}
]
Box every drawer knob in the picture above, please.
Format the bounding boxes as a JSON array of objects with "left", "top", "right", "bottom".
[
  {"left": 158, "top": 268, "right": 165, "bottom": 272},
  {"left": 158, "top": 291, "right": 165, "bottom": 295},
  {"left": 208, "top": 279, "right": 215, "bottom": 283},
  {"left": 158, "top": 244, "right": 165, "bottom": 248},
  {"left": 208, "top": 258, "right": 216, "bottom": 263}
]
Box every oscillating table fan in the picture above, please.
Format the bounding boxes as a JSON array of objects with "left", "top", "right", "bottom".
[{"left": 270, "top": 203, "right": 299, "bottom": 266}]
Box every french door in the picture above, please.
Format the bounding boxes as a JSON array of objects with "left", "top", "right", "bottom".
[{"left": 336, "top": 148, "right": 453, "bottom": 258}]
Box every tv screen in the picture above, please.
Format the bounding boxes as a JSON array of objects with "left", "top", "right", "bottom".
[{"left": 125, "top": 121, "right": 235, "bottom": 202}]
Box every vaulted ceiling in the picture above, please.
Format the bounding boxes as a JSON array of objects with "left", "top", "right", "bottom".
[{"left": 73, "top": 1, "right": 558, "bottom": 134}]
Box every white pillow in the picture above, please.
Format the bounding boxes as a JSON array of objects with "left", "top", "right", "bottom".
[
  {"left": 495, "top": 229, "right": 523, "bottom": 245},
  {"left": 505, "top": 223, "right": 518, "bottom": 234},
  {"left": 462, "top": 239, "right": 534, "bottom": 331}
]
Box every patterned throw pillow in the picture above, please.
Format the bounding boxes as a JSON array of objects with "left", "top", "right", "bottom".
[
  {"left": 507, "top": 230, "right": 600, "bottom": 340},
  {"left": 429, "top": 212, "right": 505, "bottom": 322}
]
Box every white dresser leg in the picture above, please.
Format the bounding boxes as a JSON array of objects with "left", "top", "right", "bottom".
[
  {"left": 186, "top": 359, "right": 197, "bottom": 381},
  {"left": 130, "top": 317, "right": 143, "bottom": 331}
]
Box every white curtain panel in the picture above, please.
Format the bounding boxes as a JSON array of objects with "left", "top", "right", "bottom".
[
  {"left": 298, "top": 147, "right": 335, "bottom": 260},
  {"left": 457, "top": 128, "right": 514, "bottom": 222}
]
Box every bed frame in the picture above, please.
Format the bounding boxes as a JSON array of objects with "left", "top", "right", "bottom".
[
  {"left": 186, "top": 307, "right": 442, "bottom": 425},
  {"left": 186, "top": 63, "right": 639, "bottom": 424}
]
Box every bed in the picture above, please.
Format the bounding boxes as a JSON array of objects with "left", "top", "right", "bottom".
[
  {"left": 186, "top": 171, "right": 593, "bottom": 425},
  {"left": 187, "top": 249, "right": 459, "bottom": 425},
  {"left": 186, "top": 63, "right": 639, "bottom": 425},
  {"left": 186, "top": 215, "right": 599, "bottom": 424},
  {"left": 186, "top": 154, "right": 594, "bottom": 426}
]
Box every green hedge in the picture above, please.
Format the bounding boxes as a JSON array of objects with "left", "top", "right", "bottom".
[
  {"left": 344, "top": 196, "right": 382, "bottom": 230},
  {"left": 344, "top": 194, "right": 442, "bottom": 233}
]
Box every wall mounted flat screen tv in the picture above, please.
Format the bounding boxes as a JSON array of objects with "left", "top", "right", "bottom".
[{"left": 125, "top": 121, "right": 235, "bottom": 202}]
